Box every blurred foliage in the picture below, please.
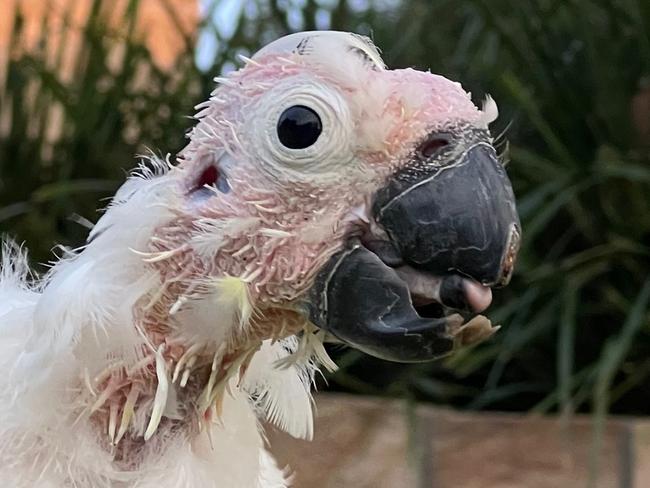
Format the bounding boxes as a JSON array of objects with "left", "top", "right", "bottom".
[
  {"left": 0, "top": 0, "right": 204, "bottom": 258},
  {"left": 1, "top": 0, "right": 649, "bottom": 429}
]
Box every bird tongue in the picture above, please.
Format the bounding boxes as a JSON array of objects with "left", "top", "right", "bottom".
[
  {"left": 394, "top": 266, "right": 492, "bottom": 313},
  {"left": 462, "top": 279, "right": 493, "bottom": 313}
]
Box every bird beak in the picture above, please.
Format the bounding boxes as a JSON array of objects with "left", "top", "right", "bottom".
[
  {"left": 374, "top": 142, "right": 520, "bottom": 287},
  {"left": 303, "top": 138, "right": 521, "bottom": 362}
]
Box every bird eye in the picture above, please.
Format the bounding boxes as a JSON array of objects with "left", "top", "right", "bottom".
[{"left": 277, "top": 105, "right": 322, "bottom": 149}]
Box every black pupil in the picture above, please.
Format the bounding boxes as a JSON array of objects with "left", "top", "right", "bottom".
[{"left": 277, "top": 105, "right": 322, "bottom": 149}]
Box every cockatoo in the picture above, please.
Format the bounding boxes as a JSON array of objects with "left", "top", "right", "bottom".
[{"left": 0, "top": 31, "right": 520, "bottom": 487}]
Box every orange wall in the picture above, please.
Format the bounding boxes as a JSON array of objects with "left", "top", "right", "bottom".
[{"left": 1, "top": 0, "right": 199, "bottom": 78}]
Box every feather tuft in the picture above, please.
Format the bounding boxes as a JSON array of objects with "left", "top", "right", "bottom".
[
  {"left": 242, "top": 338, "right": 317, "bottom": 440},
  {"left": 478, "top": 94, "right": 499, "bottom": 127},
  {"left": 144, "top": 344, "right": 170, "bottom": 441}
]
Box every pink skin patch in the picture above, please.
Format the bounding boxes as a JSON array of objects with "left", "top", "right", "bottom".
[
  {"left": 395, "top": 266, "right": 492, "bottom": 312},
  {"left": 463, "top": 279, "right": 493, "bottom": 313}
]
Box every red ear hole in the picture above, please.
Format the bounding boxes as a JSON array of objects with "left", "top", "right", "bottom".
[{"left": 196, "top": 166, "right": 219, "bottom": 189}]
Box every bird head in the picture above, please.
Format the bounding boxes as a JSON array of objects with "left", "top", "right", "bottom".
[{"left": 155, "top": 31, "right": 520, "bottom": 364}]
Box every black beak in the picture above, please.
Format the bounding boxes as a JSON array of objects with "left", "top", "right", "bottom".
[
  {"left": 304, "top": 140, "right": 521, "bottom": 362},
  {"left": 374, "top": 142, "right": 520, "bottom": 287},
  {"left": 307, "top": 243, "right": 455, "bottom": 362}
]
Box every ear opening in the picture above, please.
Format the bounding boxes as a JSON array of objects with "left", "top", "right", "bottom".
[
  {"left": 196, "top": 166, "right": 219, "bottom": 189},
  {"left": 189, "top": 164, "right": 230, "bottom": 197}
]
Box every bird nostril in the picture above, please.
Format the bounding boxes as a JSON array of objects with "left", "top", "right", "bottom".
[{"left": 417, "top": 133, "right": 451, "bottom": 159}]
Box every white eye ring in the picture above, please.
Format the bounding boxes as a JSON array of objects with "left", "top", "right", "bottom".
[{"left": 245, "top": 77, "right": 354, "bottom": 182}]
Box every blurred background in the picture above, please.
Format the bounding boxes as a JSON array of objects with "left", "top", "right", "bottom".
[{"left": 0, "top": 0, "right": 649, "bottom": 485}]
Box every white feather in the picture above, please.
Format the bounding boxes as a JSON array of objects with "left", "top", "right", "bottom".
[
  {"left": 478, "top": 94, "right": 499, "bottom": 128},
  {"left": 190, "top": 216, "right": 260, "bottom": 258},
  {"left": 242, "top": 338, "right": 316, "bottom": 441}
]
